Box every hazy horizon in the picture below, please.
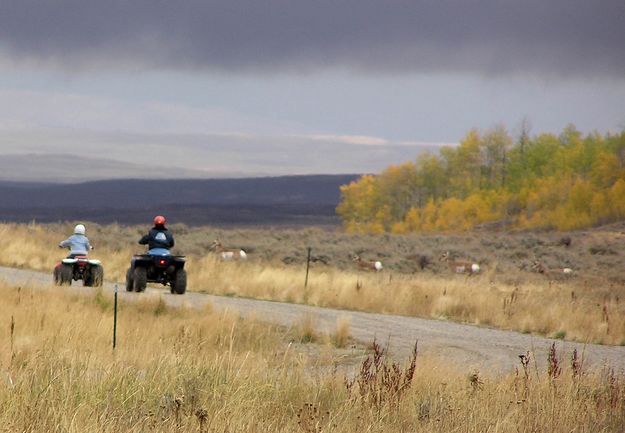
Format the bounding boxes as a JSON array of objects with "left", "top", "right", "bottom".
[{"left": 0, "top": 129, "right": 442, "bottom": 182}]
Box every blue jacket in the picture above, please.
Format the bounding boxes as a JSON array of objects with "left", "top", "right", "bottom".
[{"left": 59, "top": 234, "right": 91, "bottom": 255}]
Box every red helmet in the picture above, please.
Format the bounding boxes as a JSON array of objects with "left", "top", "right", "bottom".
[{"left": 153, "top": 215, "right": 166, "bottom": 226}]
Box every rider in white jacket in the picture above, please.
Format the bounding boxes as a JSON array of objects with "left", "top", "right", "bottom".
[{"left": 59, "top": 224, "right": 92, "bottom": 258}]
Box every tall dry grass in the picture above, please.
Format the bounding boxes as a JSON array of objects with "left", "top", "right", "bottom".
[
  {"left": 1, "top": 222, "right": 624, "bottom": 345},
  {"left": 1, "top": 282, "right": 624, "bottom": 432}
]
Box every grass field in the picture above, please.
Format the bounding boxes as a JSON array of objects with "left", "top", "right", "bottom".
[
  {"left": 2, "top": 222, "right": 625, "bottom": 345},
  {"left": 1, "top": 281, "right": 624, "bottom": 432}
]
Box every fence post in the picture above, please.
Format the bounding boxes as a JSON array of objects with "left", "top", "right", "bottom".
[
  {"left": 113, "top": 284, "right": 118, "bottom": 350},
  {"left": 304, "top": 247, "right": 312, "bottom": 288}
]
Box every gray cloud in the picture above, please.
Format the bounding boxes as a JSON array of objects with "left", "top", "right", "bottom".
[{"left": 0, "top": 1, "right": 624, "bottom": 77}]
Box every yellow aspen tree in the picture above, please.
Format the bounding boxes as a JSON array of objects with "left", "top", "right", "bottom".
[
  {"left": 590, "top": 190, "right": 610, "bottom": 225},
  {"left": 436, "top": 197, "right": 466, "bottom": 231},
  {"left": 591, "top": 152, "right": 620, "bottom": 188},
  {"left": 390, "top": 221, "right": 407, "bottom": 234},
  {"left": 609, "top": 179, "right": 625, "bottom": 219},
  {"left": 403, "top": 207, "right": 422, "bottom": 232},
  {"left": 420, "top": 199, "right": 439, "bottom": 232}
]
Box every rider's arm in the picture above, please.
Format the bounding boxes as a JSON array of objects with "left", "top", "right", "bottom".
[
  {"left": 59, "top": 238, "right": 71, "bottom": 248},
  {"left": 169, "top": 235, "right": 175, "bottom": 248},
  {"left": 139, "top": 234, "right": 150, "bottom": 245}
]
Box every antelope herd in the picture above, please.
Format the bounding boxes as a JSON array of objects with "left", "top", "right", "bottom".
[{"left": 208, "top": 237, "right": 580, "bottom": 279}]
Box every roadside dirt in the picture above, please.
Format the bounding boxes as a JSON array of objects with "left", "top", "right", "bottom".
[{"left": 2, "top": 265, "right": 624, "bottom": 376}]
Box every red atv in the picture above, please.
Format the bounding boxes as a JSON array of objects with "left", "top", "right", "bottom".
[{"left": 53, "top": 255, "right": 104, "bottom": 287}]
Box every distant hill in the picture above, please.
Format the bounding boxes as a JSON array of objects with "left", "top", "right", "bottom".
[
  {"left": 0, "top": 175, "right": 360, "bottom": 226},
  {"left": 0, "top": 131, "right": 441, "bottom": 182},
  {"left": 0, "top": 154, "right": 227, "bottom": 182}
]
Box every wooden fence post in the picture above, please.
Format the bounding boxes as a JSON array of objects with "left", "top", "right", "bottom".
[{"left": 113, "top": 284, "right": 118, "bottom": 349}]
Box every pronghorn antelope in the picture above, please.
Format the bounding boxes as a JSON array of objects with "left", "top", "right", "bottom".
[
  {"left": 208, "top": 239, "right": 247, "bottom": 260},
  {"left": 531, "top": 260, "right": 573, "bottom": 277},
  {"left": 352, "top": 255, "right": 383, "bottom": 272},
  {"left": 530, "top": 260, "right": 546, "bottom": 274},
  {"left": 439, "top": 251, "right": 480, "bottom": 274}
]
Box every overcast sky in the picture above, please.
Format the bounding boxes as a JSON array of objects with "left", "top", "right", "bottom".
[{"left": 0, "top": 0, "right": 624, "bottom": 178}]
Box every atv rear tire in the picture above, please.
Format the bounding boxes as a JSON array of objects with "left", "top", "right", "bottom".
[
  {"left": 125, "top": 268, "right": 134, "bottom": 292},
  {"left": 171, "top": 269, "right": 187, "bottom": 295},
  {"left": 84, "top": 267, "right": 94, "bottom": 287},
  {"left": 91, "top": 265, "right": 104, "bottom": 287},
  {"left": 59, "top": 264, "right": 73, "bottom": 286},
  {"left": 53, "top": 267, "right": 62, "bottom": 285},
  {"left": 133, "top": 267, "right": 147, "bottom": 292}
]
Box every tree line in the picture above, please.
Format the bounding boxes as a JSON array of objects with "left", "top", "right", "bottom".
[{"left": 336, "top": 124, "right": 625, "bottom": 233}]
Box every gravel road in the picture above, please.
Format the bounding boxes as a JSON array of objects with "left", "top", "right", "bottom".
[{"left": 3, "top": 265, "right": 624, "bottom": 375}]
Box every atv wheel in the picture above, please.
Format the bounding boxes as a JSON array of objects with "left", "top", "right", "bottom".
[
  {"left": 59, "top": 264, "right": 73, "bottom": 286},
  {"left": 53, "top": 266, "right": 62, "bottom": 285},
  {"left": 171, "top": 269, "right": 187, "bottom": 295},
  {"left": 91, "top": 265, "right": 104, "bottom": 287},
  {"left": 83, "top": 267, "right": 94, "bottom": 287},
  {"left": 133, "top": 267, "right": 147, "bottom": 292},
  {"left": 125, "top": 268, "right": 134, "bottom": 292}
]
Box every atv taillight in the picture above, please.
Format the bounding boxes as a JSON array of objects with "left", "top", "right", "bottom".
[{"left": 159, "top": 259, "right": 167, "bottom": 265}]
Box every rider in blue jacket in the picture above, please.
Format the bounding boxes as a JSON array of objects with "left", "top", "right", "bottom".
[
  {"left": 59, "top": 224, "right": 92, "bottom": 258},
  {"left": 139, "top": 215, "right": 174, "bottom": 254}
]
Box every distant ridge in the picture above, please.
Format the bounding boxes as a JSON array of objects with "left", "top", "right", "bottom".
[
  {"left": 0, "top": 175, "right": 361, "bottom": 226},
  {"left": 0, "top": 153, "right": 230, "bottom": 182},
  {"left": 0, "top": 132, "right": 440, "bottom": 182}
]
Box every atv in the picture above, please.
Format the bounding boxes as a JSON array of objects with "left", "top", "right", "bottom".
[
  {"left": 125, "top": 251, "right": 187, "bottom": 294},
  {"left": 53, "top": 255, "right": 104, "bottom": 287}
]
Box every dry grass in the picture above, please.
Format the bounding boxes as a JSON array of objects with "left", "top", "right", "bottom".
[
  {"left": 1, "top": 282, "right": 624, "bottom": 432},
  {"left": 332, "top": 315, "right": 352, "bottom": 348},
  {"left": 1, "top": 222, "right": 625, "bottom": 345},
  {"left": 295, "top": 313, "right": 321, "bottom": 343}
]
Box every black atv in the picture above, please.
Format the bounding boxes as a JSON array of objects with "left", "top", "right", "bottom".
[
  {"left": 53, "top": 255, "right": 104, "bottom": 287},
  {"left": 125, "top": 252, "right": 187, "bottom": 294}
]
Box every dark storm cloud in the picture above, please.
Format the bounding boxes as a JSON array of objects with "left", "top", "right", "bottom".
[{"left": 1, "top": 0, "right": 624, "bottom": 77}]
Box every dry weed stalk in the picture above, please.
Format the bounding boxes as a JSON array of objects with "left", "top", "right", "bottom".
[
  {"left": 468, "top": 371, "right": 483, "bottom": 395},
  {"left": 547, "top": 343, "right": 562, "bottom": 380},
  {"left": 296, "top": 403, "right": 330, "bottom": 433},
  {"left": 195, "top": 408, "right": 209, "bottom": 433},
  {"left": 570, "top": 348, "right": 584, "bottom": 379},
  {"left": 9, "top": 315, "right": 15, "bottom": 366},
  {"left": 597, "top": 368, "right": 624, "bottom": 410},
  {"left": 516, "top": 351, "right": 532, "bottom": 400},
  {"left": 607, "top": 369, "right": 623, "bottom": 409},
  {"left": 345, "top": 339, "right": 418, "bottom": 410},
  {"left": 601, "top": 302, "right": 610, "bottom": 335},
  {"left": 174, "top": 395, "right": 184, "bottom": 428},
  {"left": 502, "top": 287, "right": 519, "bottom": 318}
]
